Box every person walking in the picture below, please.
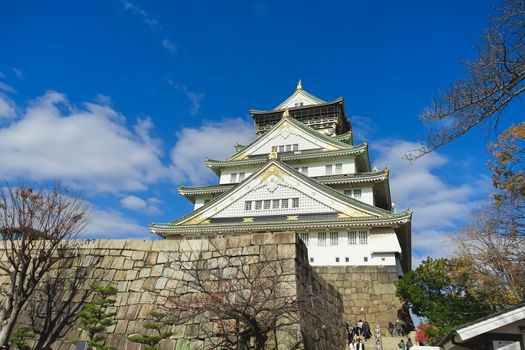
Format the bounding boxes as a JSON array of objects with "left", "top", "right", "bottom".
[
  {"left": 356, "top": 338, "right": 365, "bottom": 350},
  {"left": 395, "top": 319, "right": 402, "bottom": 337},
  {"left": 406, "top": 337, "right": 414, "bottom": 349},
  {"left": 398, "top": 339, "right": 406, "bottom": 350},
  {"left": 388, "top": 321, "right": 394, "bottom": 337}
]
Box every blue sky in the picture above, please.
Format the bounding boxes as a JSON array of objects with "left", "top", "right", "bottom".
[{"left": 0, "top": 0, "right": 506, "bottom": 265}]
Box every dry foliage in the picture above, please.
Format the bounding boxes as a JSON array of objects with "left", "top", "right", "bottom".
[
  {"left": 408, "top": 0, "right": 525, "bottom": 161},
  {"left": 163, "top": 240, "right": 339, "bottom": 350},
  {"left": 0, "top": 182, "right": 90, "bottom": 347}
]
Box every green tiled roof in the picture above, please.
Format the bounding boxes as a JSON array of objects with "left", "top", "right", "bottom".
[
  {"left": 225, "top": 115, "right": 357, "bottom": 162},
  {"left": 210, "top": 145, "right": 369, "bottom": 169},
  {"left": 150, "top": 159, "right": 408, "bottom": 235}
]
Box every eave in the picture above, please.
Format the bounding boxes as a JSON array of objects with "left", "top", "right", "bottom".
[
  {"left": 151, "top": 212, "right": 412, "bottom": 237},
  {"left": 250, "top": 97, "right": 343, "bottom": 115},
  {"left": 207, "top": 144, "right": 370, "bottom": 174},
  {"left": 179, "top": 169, "right": 389, "bottom": 203}
]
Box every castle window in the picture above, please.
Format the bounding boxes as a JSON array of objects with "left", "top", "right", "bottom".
[
  {"left": 281, "top": 199, "right": 289, "bottom": 208},
  {"left": 299, "top": 233, "right": 309, "bottom": 245},
  {"left": 325, "top": 165, "right": 332, "bottom": 175},
  {"left": 353, "top": 189, "right": 362, "bottom": 199},
  {"left": 293, "top": 144, "right": 299, "bottom": 151},
  {"left": 329, "top": 232, "right": 338, "bottom": 245},
  {"left": 230, "top": 173, "right": 237, "bottom": 182},
  {"left": 344, "top": 189, "right": 352, "bottom": 196},
  {"left": 345, "top": 257, "right": 349, "bottom": 262},
  {"left": 358, "top": 231, "right": 368, "bottom": 245},
  {"left": 286, "top": 144, "right": 292, "bottom": 152},
  {"left": 244, "top": 201, "right": 252, "bottom": 211},
  {"left": 238, "top": 172, "right": 245, "bottom": 181},
  {"left": 255, "top": 200, "right": 262, "bottom": 210},
  {"left": 292, "top": 198, "right": 299, "bottom": 208},
  {"left": 263, "top": 200, "right": 271, "bottom": 209},
  {"left": 279, "top": 145, "right": 285, "bottom": 153},
  {"left": 318, "top": 232, "right": 326, "bottom": 246},
  {"left": 364, "top": 257, "right": 368, "bottom": 262},
  {"left": 301, "top": 167, "right": 308, "bottom": 175},
  {"left": 272, "top": 199, "right": 280, "bottom": 209},
  {"left": 300, "top": 102, "right": 304, "bottom": 106},
  {"left": 335, "top": 257, "right": 340, "bottom": 262},
  {"left": 310, "top": 257, "right": 314, "bottom": 263},
  {"left": 335, "top": 164, "right": 343, "bottom": 174},
  {"left": 347, "top": 231, "right": 357, "bottom": 245}
]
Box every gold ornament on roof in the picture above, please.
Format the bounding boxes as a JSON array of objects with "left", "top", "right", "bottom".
[
  {"left": 296, "top": 79, "right": 302, "bottom": 90},
  {"left": 269, "top": 146, "right": 278, "bottom": 160},
  {"left": 282, "top": 108, "right": 290, "bottom": 118}
]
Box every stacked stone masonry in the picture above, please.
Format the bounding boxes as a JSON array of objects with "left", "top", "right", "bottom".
[
  {"left": 312, "top": 265, "right": 403, "bottom": 328},
  {"left": 0, "top": 232, "right": 347, "bottom": 350}
]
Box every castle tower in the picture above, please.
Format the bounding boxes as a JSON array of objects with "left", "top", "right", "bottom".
[{"left": 150, "top": 82, "right": 412, "bottom": 324}]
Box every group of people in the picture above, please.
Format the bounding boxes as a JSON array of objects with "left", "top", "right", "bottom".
[
  {"left": 397, "top": 338, "right": 414, "bottom": 349},
  {"left": 345, "top": 320, "right": 372, "bottom": 349},
  {"left": 387, "top": 319, "right": 404, "bottom": 337}
]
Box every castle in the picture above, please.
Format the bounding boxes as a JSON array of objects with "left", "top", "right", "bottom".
[{"left": 151, "top": 81, "right": 412, "bottom": 325}]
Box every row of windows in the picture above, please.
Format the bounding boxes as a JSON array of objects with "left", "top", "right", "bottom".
[
  {"left": 245, "top": 198, "right": 300, "bottom": 211},
  {"left": 230, "top": 172, "right": 246, "bottom": 183},
  {"left": 309, "top": 256, "right": 384, "bottom": 263},
  {"left": 276, "top": 144, "right": 299, "bottom": 153},
  {"left": 299, "top": 231, "right": 368, "bottom": 246},
  {"left": 344, "top": 189, "right": 362, "bottom": 199},
  {"left": 325, "top": 164, "right": 343, "bottom": 175},
  {"left": 230, "top": 164, "right": 356, "bottom": 182}
]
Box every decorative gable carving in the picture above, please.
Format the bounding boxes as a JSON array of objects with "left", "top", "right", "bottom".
[
  {"left": 177, "top": 162, "right": 378, "bottom": 225},
  {"left": 230, "top": 118, "right": 343, "bottom": 161}
]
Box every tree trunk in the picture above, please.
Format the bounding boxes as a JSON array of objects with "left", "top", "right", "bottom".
[{"left": 0, "top": 304, "right": 21, "bottom": 347}]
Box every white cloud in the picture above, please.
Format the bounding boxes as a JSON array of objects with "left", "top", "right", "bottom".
[
  {"left": 371, "top": 139, "right": 491, "bottom": 262},
  {"left": 0, "top": 91, "right": 168, "bottom": 192},
  {"left": 84, "top": 207, "right": 155, "bottom": 239},
  {"left": 120, "top": 0, "right": 161, "bottom": 30},
  {"left": 350, "top": 115, "right": 376, "bottom": 143},
  {"left": 161, "top": 39, "right": 177, "bottom": 54},
  {"left": 120, "top": 194, "right": 162, "bottom": 214},
  {"left": 0, "top": 94, "right": 16, "bottom": 119},
  {"left": 12, "top": 68, "right": 23, "bottom": 79},
  {"left": 170, "top": 118, "right": 255, "bottom": 185},
  {"left": 0, "top": 81, "right": 16, "bottom": 94},
  {"left": 167, "top": 79, "right": 205, "bottom": 115}
]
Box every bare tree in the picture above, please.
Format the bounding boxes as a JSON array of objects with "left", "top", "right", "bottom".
[
  {"left": 0, "top": 182, "right": 90, "bottom": 347},
  {"left": 163, "top": 239, "right": 338, "bottom": 350},
  {"left": 455, "top": 205, "right": 525, "bottom": 309},
  {"left": 27, "top": 256, "right": 98, "bottom": 349},
  {"left": 407, "top": 0, "right": 525, "bottom": 161}
]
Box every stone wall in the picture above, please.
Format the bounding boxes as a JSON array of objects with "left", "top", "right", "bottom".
[
  {"left": 0, "top": 232, "right": 347, "bottom": 350},
  {"left": 313, "top": 265, "right": 403, "bottom": 329}
]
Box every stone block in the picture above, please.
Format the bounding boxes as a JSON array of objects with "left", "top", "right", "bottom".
[
  {"left": 157, "top": 252, "right": 170, "bottom": 264},
  {"left": 242, "top": 245, "right": 259, "bottom": 255},
  {"left": 117, "top": 280, "right": 128, "bottom": 292},
  {"left": 126, "top": 270, "right": 138, "bottom": 280},
  {"left": 146, "top": 252, "right": 158, "bottom": 265},
  {"left": 139, "top": 267, "right": 151, "bottom": 278},
  {"left": 115, "top": 319, "right": 129, "bottom": 334},
  {"left": 277, "top": 244, "right": 295, "bottom": 259},
  {"left": 110, "top": 256, "right": 126, "bottom": 269},
  {"left": 132, "top": 251, "right": 146, "bottom": 260},
  {"left": 272, "top": 231, "right": 295, "bottom": 244},
  {"left": 151, "top": 264, "right": 164, "bottom": 277},
  {"left": 155, "top": 277, "right": 168, "bottom": 290}
]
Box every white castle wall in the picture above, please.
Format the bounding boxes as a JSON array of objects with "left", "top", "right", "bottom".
[
  {"left": 218, "top": 158, "right": 356, "bottom": 184},
  {"left": 301, "top": 228, "right": 401, "bottom": 267},
  {"left": 212, "top": 183, "right": 334, "bottom": 218}
]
